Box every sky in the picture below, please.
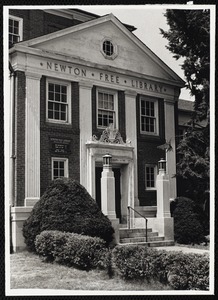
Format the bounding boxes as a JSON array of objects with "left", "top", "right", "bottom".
[{"left": 73, "top": 5, "right": 193, "bottom": 100}]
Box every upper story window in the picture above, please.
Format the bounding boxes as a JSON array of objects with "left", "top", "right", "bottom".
[
  {"left": 97, "top": 89, "right": 118, "bottom": 129},
  {"left": 145, "top": 164, "right": 157, "bottom": 190},
  {"left": 9, "top": 15, "right": 23, "bottom": 46},
  {"left": 51, "top": 157, "right": 69, "bottom": 180},
  {"left": 101, "top": 38, "right": 118, "bottom": 60},
  {"left": 46, "top": 79, "right": 71, "bottom": 124},
  {"left": 140, "top": 97, "right": 159, "bottom": 135}
]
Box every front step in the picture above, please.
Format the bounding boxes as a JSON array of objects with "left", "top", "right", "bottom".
[
  {"left": 120, "top": 236, "right": 164, "bottom": 244},
  {"left": 118, "top": 240, "right": 175, "bottom": 247},
  {"left": 119, "top": 227, "right": 174, "bottom": 247}
]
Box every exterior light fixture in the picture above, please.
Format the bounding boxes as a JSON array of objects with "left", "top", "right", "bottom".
[
  {"left": 103, "top": 153, "right": 112, "bottom": 167},
  {"left": 158, "top": 158, "right": 166, "bottom": 172}
]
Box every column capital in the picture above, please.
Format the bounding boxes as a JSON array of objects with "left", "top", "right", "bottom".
[
  {"left": 25, "top": 72, "right": 42, "bottom": 80},
  {"left": 125, "top": 89, "right": 137, "bottom": 97},
  {"left": 79, "top": 80, "right": 93, "bottom": 89},
  {"left": 164, "top": 98, "right": 175, "bottom": 104}
]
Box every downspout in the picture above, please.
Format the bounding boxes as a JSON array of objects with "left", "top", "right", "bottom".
[{"left": 9, "top": 62, "right": 16, "bottom": 207}]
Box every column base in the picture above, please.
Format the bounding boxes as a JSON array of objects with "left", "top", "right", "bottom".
[
  {"left": 11, "top": 207, "right": 33, "bottom": 252},
  {"left": 25, "top": 197, "right": 40, "bottom": 207},
  {"left": 148, "top": 217, "right": 174, "bottom": 240}
]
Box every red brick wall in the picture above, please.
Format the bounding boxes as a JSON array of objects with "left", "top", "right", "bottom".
[
  {"left": 40, "top": 77, "right": 80, "bottom": 196},
  {"left": 14, "top": 71, "right": 26, "bottom": 206},
  {"left": 136, "top": 94, "right": 165, "bottom": 206},
  {"left": 9, "top": 9, "right": 81, "bottom": 42}
]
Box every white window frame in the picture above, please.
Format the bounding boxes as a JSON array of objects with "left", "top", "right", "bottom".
[
  {"left": 96, "top": 88, "right": 118, "bottom": 129},
  {"left": 51, "top": 157, "right": 69, "bottom": 180},
  {"left": 46, "top": 78, "right": 71, "bottom": 124},
  {"left": 9, "top": 15, "right": 23, "bottom": 45},
  {"left": 145, "top": 164, "right": 157, "bottom": 190},
  {"left": 140, "top": 97, "right": 159, "bottom": 135}
]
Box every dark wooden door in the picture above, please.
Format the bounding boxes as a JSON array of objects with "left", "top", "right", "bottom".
[{"left": 95, "top": 167, "right": 121, "bottom": 221}]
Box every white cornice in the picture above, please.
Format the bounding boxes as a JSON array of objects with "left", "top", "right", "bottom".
[{"left": 9, "top": 44, "right": 184, "bottom": 88}]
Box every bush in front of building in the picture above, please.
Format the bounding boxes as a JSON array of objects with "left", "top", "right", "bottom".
[
  {"left": 35, "top": 230, "right": 109, "bottom": 270},
  {"left": 171, "top": 197, "right": 206, "bottom": 245},
  {"left": 23, "top": 178, "right": 114, "bottom": 251},
  {"left": 112, "top": 244, "right": 209, "bottom": 290}
]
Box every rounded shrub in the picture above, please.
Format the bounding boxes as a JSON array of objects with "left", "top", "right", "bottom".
[
  {"left": 23, "top": 178, "right": 114, "bottom": 251},
  {"left": 172, "top": 197, "right": 206, "bottom": 244},
  {"left": 35, "top": 230, "right": 109, "bottom": 270}
]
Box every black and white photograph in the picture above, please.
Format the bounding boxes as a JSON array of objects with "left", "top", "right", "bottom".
[{"left": 3, "top": 3, "right": 215, "bottom": 296}]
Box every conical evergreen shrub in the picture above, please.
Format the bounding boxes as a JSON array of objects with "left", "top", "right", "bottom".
[{"left": 23, "top": 178, "right": 114, "bottom": 251}]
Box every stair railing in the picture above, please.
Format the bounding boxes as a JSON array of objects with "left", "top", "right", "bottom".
[{"left": 127, "top": 206, "right": 148, "bottom": 243}]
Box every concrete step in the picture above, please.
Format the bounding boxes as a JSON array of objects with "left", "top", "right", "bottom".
[
  {"left": 119, "top": 228, "right": 152, "bottom": 234},
  {"left": 120, "top": 230, "right": 158, "bottom": 239},
  {"left": 120, "top": 236, "right": 165, "bottom": 244},
  {"left": 118, "top": 240, "right": 175, "bottom": 247}
]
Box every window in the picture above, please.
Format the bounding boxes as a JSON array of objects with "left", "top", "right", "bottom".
[
  {"left": 140, "top": 97, "right": 158, "bottom": 135},
  {"left": 52, "top": 158, "right": 68, "bottom": 180},
  {"left": 101, "top": 38, "right": 118, "bottom": 60},
  {"left": 97, "top": 90, "right": 118, "bottom": 128},
  {"left": 103, "top": 40, "right": 114, "bottom": 56},
  {"left": 47, "top": 79, "right": 71, "bottom": 124},
  {"left": 9, "top": 15, "right": 23, "bottom": 46},
  {"left": 145, "top": 165, "right": 157, "bottom": 190}
]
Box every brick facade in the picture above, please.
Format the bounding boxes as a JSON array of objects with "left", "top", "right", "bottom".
[
  {"left": 40, "top": 77, "right": 80, "bottom": 196},
  {"left": 14, "top": 71, "right": 26, "bottom": 206},
  {"left": 136, "top": 94, "right": 166, "bottom": 206}
]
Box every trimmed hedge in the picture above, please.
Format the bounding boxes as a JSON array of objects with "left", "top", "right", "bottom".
[
  {"left": 112, "top": 245, "right": 209, "bottom": 290},
  {"left": 172, "top": 197, "right": 206, "bottom": 244},
  {"left": 23, "top": 178, "right": 114, "bottom": 251},
  {"left": 35, "top": 230, "right": 109, "bottom": 270}
]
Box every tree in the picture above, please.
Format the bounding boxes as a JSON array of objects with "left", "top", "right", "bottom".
[{"left": 160, "top": 10, "right": 210, "bottom": 231}]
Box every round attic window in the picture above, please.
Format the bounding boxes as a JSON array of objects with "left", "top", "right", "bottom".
[{"left": 101, "top": 38, "right": 118, "bottom": 60}]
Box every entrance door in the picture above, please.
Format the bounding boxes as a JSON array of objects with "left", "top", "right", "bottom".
[{"left": 95, "top": 167, "right": 121, "bottom": 221}]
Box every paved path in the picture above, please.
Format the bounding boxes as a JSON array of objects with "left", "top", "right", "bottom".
[{"left": 156, "top": 246, "right": 209, "bottom": 255}]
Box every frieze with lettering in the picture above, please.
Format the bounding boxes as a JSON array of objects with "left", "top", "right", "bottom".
[
  {"left": 42, "top": 61, "right": 167, "bottom": 94},
  {"left": 50, "top": 138, "right": 71, "bottom": 155}
]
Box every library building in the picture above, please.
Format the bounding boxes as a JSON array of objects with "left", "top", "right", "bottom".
[{"left": 8, "top": 8, "right": 191, "bottom": 250}]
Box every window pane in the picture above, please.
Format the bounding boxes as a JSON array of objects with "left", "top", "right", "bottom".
[
  {"left": 61, "top": 86, "right": 67, "bottom": 94},
  {"left": 48, "top": 110, "right": 53, "bottom": 119},
  {"left": 55, "top": 85, "right": 60, "bottom": 93},
  {"left": 55, "top": 93, "right": 60, "bottom": 102},
  {"left": 49, "top": 83, "right": 54, "bottom": 92},
  {"left": 48, "top": 92, "right": 54, "bottom": 100},
  {"left": 55, "top": 111, "right": 59, "bottom": 119}
]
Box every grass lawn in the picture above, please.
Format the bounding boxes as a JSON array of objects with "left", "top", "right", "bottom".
[
  {"left": 175, "top": 242, "right": 210, "bottom": 251},
  {"left": 10, "top": 251, "right": 171, "bottom": 291}
]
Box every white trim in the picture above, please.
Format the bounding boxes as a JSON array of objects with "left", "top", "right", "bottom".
[
  {"left": 46, "top": 77, "right": 71, "bottom": 125},
  {"left": 96, "top": 87, "right": 118, "bottom": 130},
  {"left": 140, "top": 96, "right": 159, "bottom": 136},
  {"left": 9, "top": 14, "right": 23, "bottom": 43},
  {"left": 51, "top": 157, "right": 69, "bottom": 180},
  {"left": 145, "top": 164, "right": 157, "bottom": 191}
]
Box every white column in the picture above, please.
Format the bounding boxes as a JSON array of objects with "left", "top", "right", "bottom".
[
  {"left": 164, "top": 98, "right": 177, "bottom": 200},
  {"left": 79, "top": 81, "right": 93, "bottom": 192},
  {"left": 156, "top": 169, "right": 171, "bottom": 218},
  {"left": 125, "top": 90, "right": 139, "bottom": 206},
  {"left": 25, "top": 72, "right": 41, "bottom": 207}
]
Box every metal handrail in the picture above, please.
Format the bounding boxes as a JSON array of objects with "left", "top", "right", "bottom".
[{"left": 127, "top": 206, "right": 148, "bottom": 243}]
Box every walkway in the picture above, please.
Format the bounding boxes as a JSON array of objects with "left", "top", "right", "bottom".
[{"left": 156, "top": 245, "right": 209, "bottom": 255}]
